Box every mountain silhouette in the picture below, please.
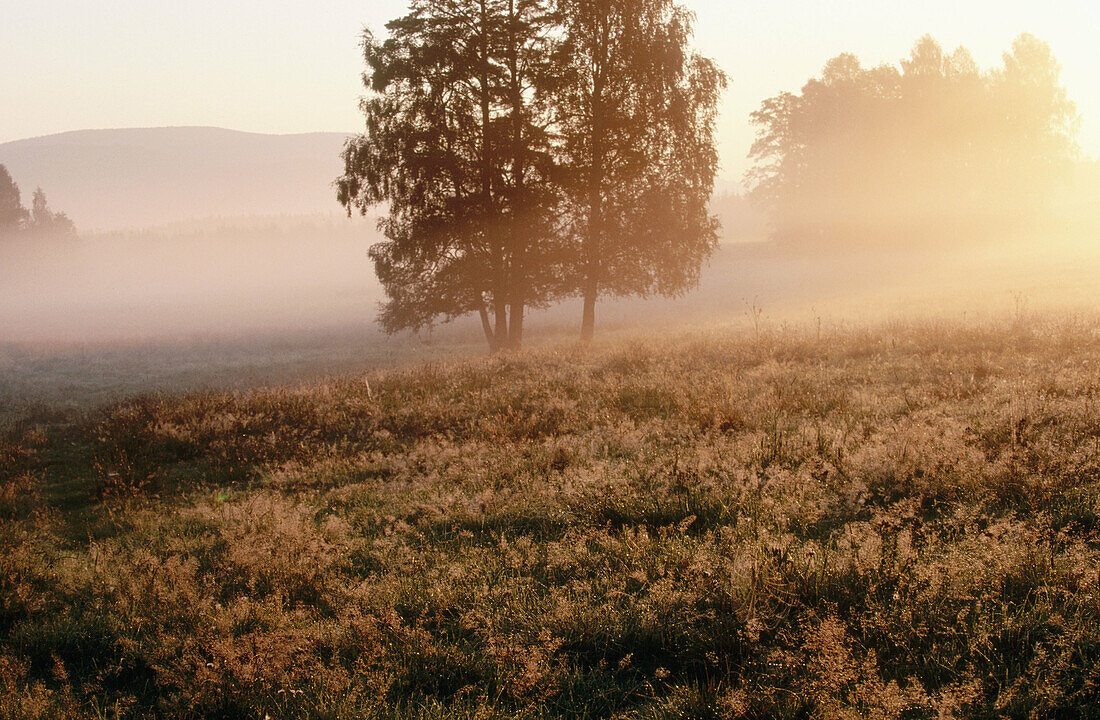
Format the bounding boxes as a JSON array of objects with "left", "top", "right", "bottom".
[{"left": 0, "top": 127, "right": 352, "bottom": 232}]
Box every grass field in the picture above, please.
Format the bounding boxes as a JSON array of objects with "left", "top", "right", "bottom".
[
  {"left": 2, "top": 319, "right": 1099, "bottom": 719},
  {"left": 6, "top": 232, "right": 1099, "bottom": 426}
]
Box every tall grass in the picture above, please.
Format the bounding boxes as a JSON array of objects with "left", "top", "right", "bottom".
[{"left": 1, "top": 319, "right": 1098, "bottom": 718}]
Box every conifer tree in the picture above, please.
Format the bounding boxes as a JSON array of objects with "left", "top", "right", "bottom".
[
  {"left": 0, "top": 165, "right": 28, "bottom": 238},
  {"left": 27, "top": 187, "right": 76, "bottom": 239}
]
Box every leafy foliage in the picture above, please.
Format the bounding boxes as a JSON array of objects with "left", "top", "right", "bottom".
[
  {"left": 28, "top": 188, "right": 76, "bottom": 240},
  {"left": 338, "top": 0, "right": 725, "bottom": 349}
]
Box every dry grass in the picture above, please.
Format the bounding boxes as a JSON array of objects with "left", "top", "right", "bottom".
[{"left": 1, "top": 319, "right": 1099, "bottom": 719}]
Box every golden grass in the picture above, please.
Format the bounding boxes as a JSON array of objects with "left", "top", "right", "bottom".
[{"left": 1, "top": 319, "right": 1098, "bottom": 718}]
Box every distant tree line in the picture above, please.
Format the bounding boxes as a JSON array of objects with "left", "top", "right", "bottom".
[
  {"left": 337, "top": 0, "right": 726, "bottom": 351},
  {"left": 746, "top": 34, "right": 1079, "bottom": 247},
  {"left": 0, "top": 163, "right": 76, "bottom": 241}
]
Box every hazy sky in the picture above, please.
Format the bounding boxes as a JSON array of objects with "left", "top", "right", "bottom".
[{"left": 5, "top": 0, "right": 1098, "bottom": 182}]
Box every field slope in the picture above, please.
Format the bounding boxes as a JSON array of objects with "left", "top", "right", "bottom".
[{"left": 2, "top": 322, "right": 1099, "bottom": 719}]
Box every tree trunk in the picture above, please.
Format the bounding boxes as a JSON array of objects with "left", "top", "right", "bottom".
[
  {"left": 479, "top": 305, "right": 498, "bottom": 354},
  {"left": 580, "top": 213, "right": 600, "bottom": 343},
  {"left": 581, "top": 21, "right": 608, "bottom": 344},
  {"left": 508, "top": 301, "right": 524, "bottom": 349},
  {"left": 494, "top": 302, "right": 508, "bottom": 352},
  {"left": 580, "top": 284, "right": 596, "bottom": 343},
  {"left": 505, "top": 0, "right": 525, "bottom": 352}
]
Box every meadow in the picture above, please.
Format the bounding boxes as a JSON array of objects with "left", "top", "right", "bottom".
[
  {"left": 1, "top": 317, "right": 1098, "bottom": 719},
  {"left": 6, "top": 230, "right": 1097, "bottom": 423}
]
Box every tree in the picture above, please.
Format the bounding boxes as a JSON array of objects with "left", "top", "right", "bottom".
[
  {"left": 27, "top": 187, "right": 76, "bottom": 240},
  {"left": 0, "top": 164, "right": 28, "bottom": 238},
  {"left": 986, "top": 33, "right": 1079, "bottom": 228},
  {"left": 554, "top": 0, "right": 725, "bottom": 341},
  {"left": 338, "top": 0, "right": 725, "bottom": 349},
  {"left": 0, "top": 165, "right": 77, "bottom": 241},
  {"left": 746, "top": 34, "right": 1079, "bottom": 247},
  {"left": 338, "top": 0, "right": 566, "bottom": 352}
]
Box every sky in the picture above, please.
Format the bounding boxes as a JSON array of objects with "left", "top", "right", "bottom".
[{"left": 4, "top": 0, "right": 1098, "bottom": 183}]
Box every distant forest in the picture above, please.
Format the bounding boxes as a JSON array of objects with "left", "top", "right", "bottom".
[
  {"left": 0, "top": 164, "right": 75, "bottom": 241},
  {"left": 745, "top": 34, "right": 1083, "bottom": 246}
]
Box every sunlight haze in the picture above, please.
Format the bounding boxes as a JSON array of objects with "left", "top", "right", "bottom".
[
  {"left": 4, "top": 0, "right": 1098, "bottom": 181},
  {"left": 3, "top": 4, "right": 1100, "bottom": 711}
]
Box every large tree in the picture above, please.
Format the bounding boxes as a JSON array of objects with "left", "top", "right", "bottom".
[
  {"left": 338, "top": 0, "right": 565, "bottom": 352},
  {"left": 0, "top": 165, "right": 75, "bottom": 240},
  {"left": 554, "top": 0, "right": 725, "bottom": 341},
  {"left": 338, "top": 0, "right": 724, "bottom": 349},
  {"left": 986, "top": 34, "right": 1080, "bottom": 225}
]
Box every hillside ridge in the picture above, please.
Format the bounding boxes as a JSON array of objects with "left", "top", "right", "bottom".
[{"left": 0, "top": 127, "right": 354, "bottom": 231}]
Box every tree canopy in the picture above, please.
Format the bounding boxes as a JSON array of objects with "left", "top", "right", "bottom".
[
  {"left": 337, "top": 0, "right": 724, "bottom": 350},
  {"left": 554, "top": 0, "right": 725, "bottom": 340},
  {"left": 746, "top": 34, "right": 1079, "bottom": 247}
]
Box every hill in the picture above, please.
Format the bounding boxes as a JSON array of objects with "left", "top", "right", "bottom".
[
  {"left": 0, "top": 127, "right": 351, "bottom": 231},
  {"left": 2, "top": 321, "right": 1098, "bottom": 718}
]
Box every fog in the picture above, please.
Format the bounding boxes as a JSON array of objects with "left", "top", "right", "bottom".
[
  {"left": 0, "top": 215, "right": 380, "bottom": 346},
  {"left": 3, "top": 205, "right": 1098, "bottom": 345},
  {"left": 2, "top": 37, "right": 1099, "bottom": 415},
  {"left": 1, "top": 197, "right": 1098, "bottom": 421}
]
